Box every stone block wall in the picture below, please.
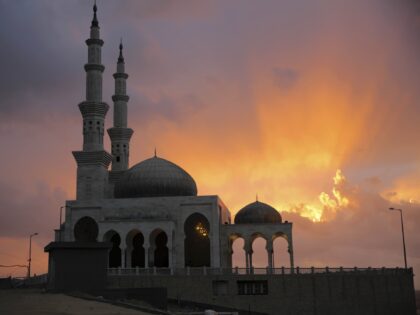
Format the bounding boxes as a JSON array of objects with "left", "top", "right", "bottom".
[{"left": 107, "top": 269, "right": 416, "bottom": 315}]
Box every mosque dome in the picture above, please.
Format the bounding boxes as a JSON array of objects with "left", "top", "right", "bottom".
[
  {"left": 115, "top": 156, "right": 198, "bottom": 198},
  {"left": 234, "top": 200, "right": 282, "bottom": 224}
]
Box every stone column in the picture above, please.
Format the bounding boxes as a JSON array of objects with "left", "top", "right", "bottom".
[
  {"left": 121, "top": 246, "right": 126, "bottom": 268},
  {"left": 125, "top": 246, "right": 132, "bottom": 268},
  {"left": 249, "top": 250, "right": 253, "bottom": 269},
  {"left": 244, "top": 239, "right": 252, "bottom": 272},
  {"left": 178, "top": 232, "right": 185, "bottom": 268},
  {"left": 288, "top": 233, "right": 294, "bottom": 270},
  {"left": 167, "top": 232, "right": 173, "bottom": 268},
  {"left": 266, "top": 238, "right": 273, "bottom": 270},
  {"left": 144, "top": 245, "right": 150, "bottom": 268}
]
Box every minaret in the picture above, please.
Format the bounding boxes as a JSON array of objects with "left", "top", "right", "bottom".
[
  {"left": 72, "top": 3, "right": 112, "bottom": 200},
  {"left": 107, "top": 41, "right": 134, "bottom": 173}
]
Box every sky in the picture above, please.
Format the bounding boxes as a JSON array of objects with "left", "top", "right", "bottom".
[{"left": 0, "top": 0, "right": 420, "bottom": 287}]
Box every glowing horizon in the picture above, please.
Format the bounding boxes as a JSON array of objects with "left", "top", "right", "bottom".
[{"left": 0, "top": 0, "right": 419, "bottom": 288}]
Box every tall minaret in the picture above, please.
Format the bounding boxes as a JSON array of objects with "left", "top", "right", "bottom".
[
  {"left": 72, "top": 3, "right": 112, "bottom": 200},
  {"left": 107, "top": 41, "right": 133, "bottom": 173}
]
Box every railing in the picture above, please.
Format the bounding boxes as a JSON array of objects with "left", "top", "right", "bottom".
[
  {"left": 174, "top": 312, "right": 238, "bottom": 315},
  {"left": 108, "top": 267, "right": 411, "bottom": 277},
  {"left": 11, "top": 274, "right": 48, "bottom": 287}
]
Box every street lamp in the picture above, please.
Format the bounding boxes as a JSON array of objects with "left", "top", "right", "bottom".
[
  {"left": 58, "top": 205, "right": 70, "bottom": 241},
  {"left": 389, "top": 207, "right": 408, "bottom": 269},
  {"left": 27, "top": 232, "right": 38, "bottom": 278},
  {"left": 59, "top": 206, "right": 65, "bottom": 241}
]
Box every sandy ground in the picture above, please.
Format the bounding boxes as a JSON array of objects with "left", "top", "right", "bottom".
[{"left": 0, "top": 289, "right": 154, "bottom": 315}]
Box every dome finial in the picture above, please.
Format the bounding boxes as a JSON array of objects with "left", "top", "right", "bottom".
[
  {"left": 256, "top": 194, "right": 258, "bottom": 202},
  {"left": 91, "top": 0, "right": 99, "bottom": 28},
  {"left": 154, "top": 147, "right": 157, "bottom": 157}
]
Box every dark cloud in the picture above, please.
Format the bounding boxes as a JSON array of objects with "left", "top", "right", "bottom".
[
  {"left": 109, "top": 0, "right": 215, "bottom": 20},
  {"left": 129, "top": 91, "right": 205, "bottom": 124},
  {"left": 272, "top": 68, "right": 299, "bottom": 90},
  {"left": 0, "top": 1, "right": 84, "bottom": 123},
  {"left": 0, "top": 180, "right": 66, "bottom": 238}
]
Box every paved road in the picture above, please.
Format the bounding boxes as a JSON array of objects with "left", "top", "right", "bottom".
[{"left": 0, "top": 289, "right": 154, "bottom": 315}]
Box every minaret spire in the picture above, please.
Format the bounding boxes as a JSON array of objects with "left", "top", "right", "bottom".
[
  {"left": 72, "top": 2, "right": 112, "bottom": 200},
  {"left": 118, "top": 38, "right": 124, "bottom": 63},
  {"left": 108, "top": 41, "right": 134, "bottom": 173},
  {"left": 91, "top": 1, "right": 98, "bottom": 28}
]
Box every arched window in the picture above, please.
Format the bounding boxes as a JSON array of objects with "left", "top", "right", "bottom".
[
  {"left": 126, "top": 230, "right": 145, "bottom": 268},
  {"left": 230, "top": 234, "right": 246, "bottom": 268},
  {"left": 251, "top": 233, "right": 268, "bottom": 268},
  {"left": 184, "top": 213, "right": 210, "bottom": 267},
  {"left": 273, "top": 232, "right": 289, "bottom": 268},
  {"left": 103, "top": 230, "right": 122, "bottom": 268},
  {"left": 74, "top": 216, "right": 98, "bottom": 242},
  {"left": 150, "top": 229, "right": 169, "bottom": 267}
]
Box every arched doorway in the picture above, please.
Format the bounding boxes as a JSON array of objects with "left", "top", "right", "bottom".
[
  {"left": 230, "top": 234, "right": 246, "bottom": 268},
  {"left": 251, "top": 233, "right": 268, "bottom": 269},
  {"left": 184, "top": 213, "right": 210, "bottom": 267},
  {"left": 126, "top": 230, "right": 145, "bottom": 268},
  {"left": 104, "top": 230, "right": 122, "bottom": 268},
  {"left": 74, "top": 216, "right": 98, "bottom": 242},
  {"left": 273, "top": 233, "right": 289, "bottom": 268},
  {"left": 150, "top": 229, "right": 169, "bottom": 267}
]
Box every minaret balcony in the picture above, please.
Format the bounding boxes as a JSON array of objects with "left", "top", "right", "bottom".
[
  {"left": 113, "top": 72, "right": 129, "bottom": 79},
  {"left": 73, "top": 150, "right": 112, "bottom": 168},
  {"left": 107, "top": 128, "right": 134, "bottom": 141},
  {"left": 85, "top": 38, "right": 104, "bottom": 46},
  {"left": 112, "top": 95, "right": 129, "bottom": 102},
  {"left": 78, "top": 101, "right": 109, "bottom": 117},
  {"left": 84, "top": 64, "right": 105, "bottom": 72}
]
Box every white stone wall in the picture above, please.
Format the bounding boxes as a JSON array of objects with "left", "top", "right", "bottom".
[{"left": 63, "top": 195, "right": 232, "bottom": 268}]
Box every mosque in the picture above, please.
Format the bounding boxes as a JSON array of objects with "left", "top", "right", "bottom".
[
  {"left": 59, "top": 3, "right": 294, "bottom": 272},
  {"left": 46, "top": 5, "right": 416, "bottom": 314}
]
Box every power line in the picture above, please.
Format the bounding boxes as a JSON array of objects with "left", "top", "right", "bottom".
[{"left": 0, "top": 264, "right": 27, "bottom": 268}]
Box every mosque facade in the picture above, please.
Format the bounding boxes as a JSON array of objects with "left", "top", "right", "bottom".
[
  {"left": 59, "top": 3, "right": 294, "bottom": 272},
  {"left": 45, "top": 5, "right": 417, "bottom": 314}
]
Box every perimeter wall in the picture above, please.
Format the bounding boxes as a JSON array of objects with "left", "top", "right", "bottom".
[{"left": 107, "top": 268, "right": 416, "bottom": 315}]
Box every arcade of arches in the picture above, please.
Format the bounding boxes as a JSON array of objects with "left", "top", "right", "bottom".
[
  {"left": 72, "top": 213, "right": 293, "bottom": 269},
  {"left": 103, "top": 228, "right": 171, "bottom": 268},
  {"left": 230, "top": 232, "right": 293, "bottom": 269},
  {"left": 74, "top": 213, "right": 212, "bottom": 269}
]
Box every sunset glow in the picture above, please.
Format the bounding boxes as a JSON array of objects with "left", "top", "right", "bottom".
[{"left": 0, "top": 0, "right": 419, "bottom": 288}]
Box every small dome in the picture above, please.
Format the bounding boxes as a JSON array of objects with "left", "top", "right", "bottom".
[
  {"left": 234, "top": 200, "right": 282, "bottom": 224},
  {"left": 115, "top": 156, "right": 197, "bottom": 198}
]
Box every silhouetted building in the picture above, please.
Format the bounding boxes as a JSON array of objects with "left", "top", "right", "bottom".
[
  {"left": 58, "top": 3, "right": 294, "bottom": 272},
  {"left": 47, "top": 5, "right": 416, "bottom": 314}
]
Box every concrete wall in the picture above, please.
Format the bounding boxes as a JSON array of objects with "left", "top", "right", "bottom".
[
  {"left": 45, "top": 242, "right": 110, "bottom": 293},
  {"left": 107, "top": 269, "right": 416, "bottom": 315}
]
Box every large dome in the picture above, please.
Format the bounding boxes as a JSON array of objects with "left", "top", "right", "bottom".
[
  {"left": 115, "top": 156, "right": 198, "bottom": 198},
  {"left": 234, "top": 200, "right": 282, "bottom": 224}
]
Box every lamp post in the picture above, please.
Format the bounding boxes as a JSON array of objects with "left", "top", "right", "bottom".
[
  {"left": 59, "top": 206, "right": 65, "bottom": 241},
  {"left": 27, "top": 232, "right": 38, "bottom": 278},
  {"left": 389, "top": 207, "right": 408, "bottom": 269}
]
